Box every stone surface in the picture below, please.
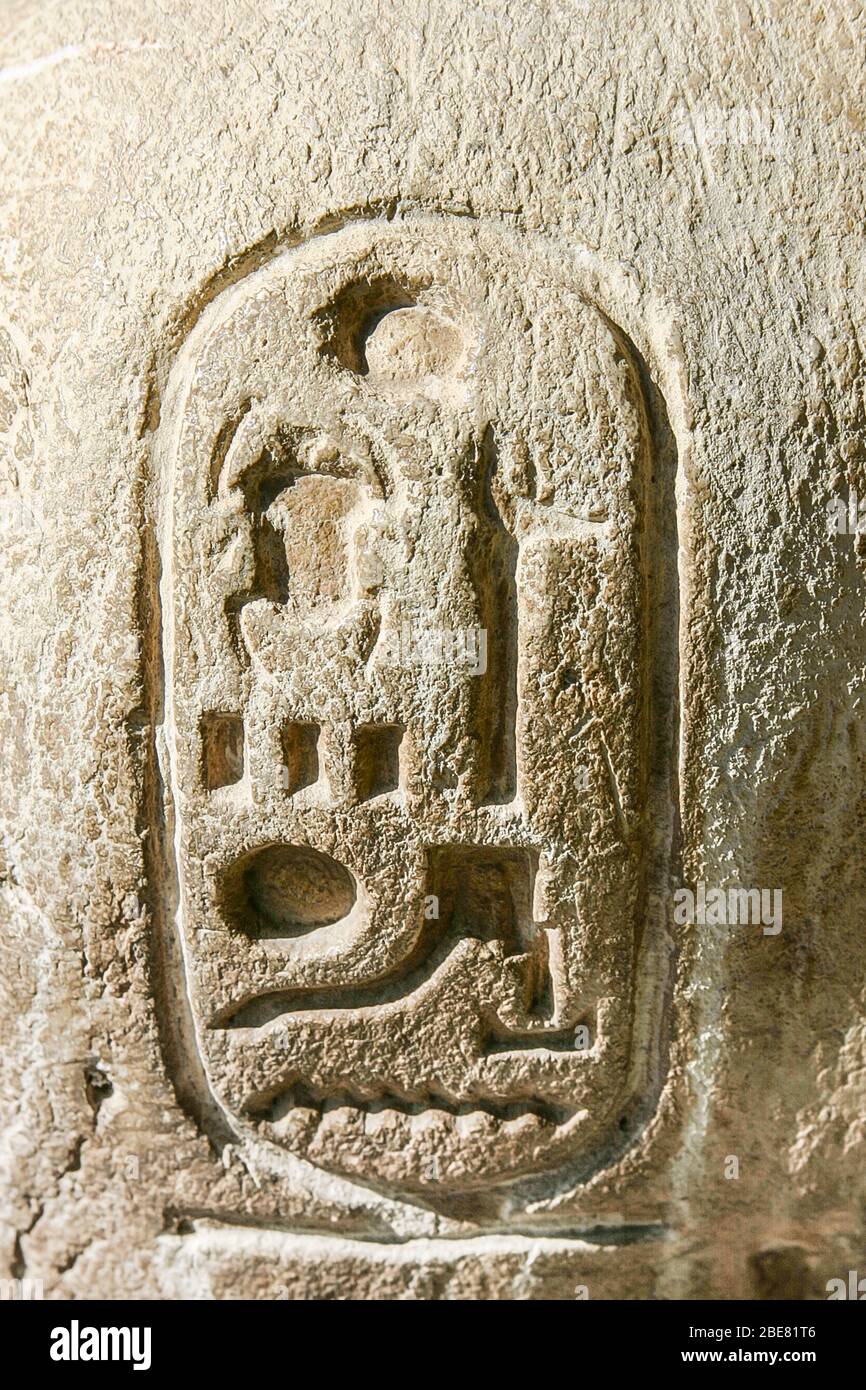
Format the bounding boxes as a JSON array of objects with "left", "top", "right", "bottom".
[{"left": 0, "top": 0, "right": 864, "bottom": 1300}]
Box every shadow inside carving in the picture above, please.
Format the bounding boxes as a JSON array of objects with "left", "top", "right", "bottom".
[
  {"left": 353, "top": 723, "right": 403, "bottom": 800},
  {"left": 232, "top": 452, "right": 362, "bottom": 611},
  {"left": 223, "top": 844, "right": 357, "bottom": 939},
  {"left": 315, "top": 273, "right": 424, "bottom": 374},
  {"left": 280, "top": 721, "right": 320, "bottom": 795},
  {"left": 200, "top": 711, "right": 244, "bottom": 790},
  {"left": 472, "top": 425, "right": 519, "bottom": 804}
]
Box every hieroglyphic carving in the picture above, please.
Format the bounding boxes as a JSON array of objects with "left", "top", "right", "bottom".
[{"left": 153, "top": 215, "right": 679, "bottom": 1200}]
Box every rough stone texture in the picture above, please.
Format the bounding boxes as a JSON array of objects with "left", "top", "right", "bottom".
[{"left": 0, "top": 0, "right": 864, "bottom": 1300}]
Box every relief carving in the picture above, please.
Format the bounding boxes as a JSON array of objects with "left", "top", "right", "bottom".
[{"left": 152, "top": 214, "right": 680, "bottom": 1202}]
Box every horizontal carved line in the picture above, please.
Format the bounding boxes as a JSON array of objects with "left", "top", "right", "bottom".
[{"left": 246, "top": 1079, "right": 575, "bottom": 1127}]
